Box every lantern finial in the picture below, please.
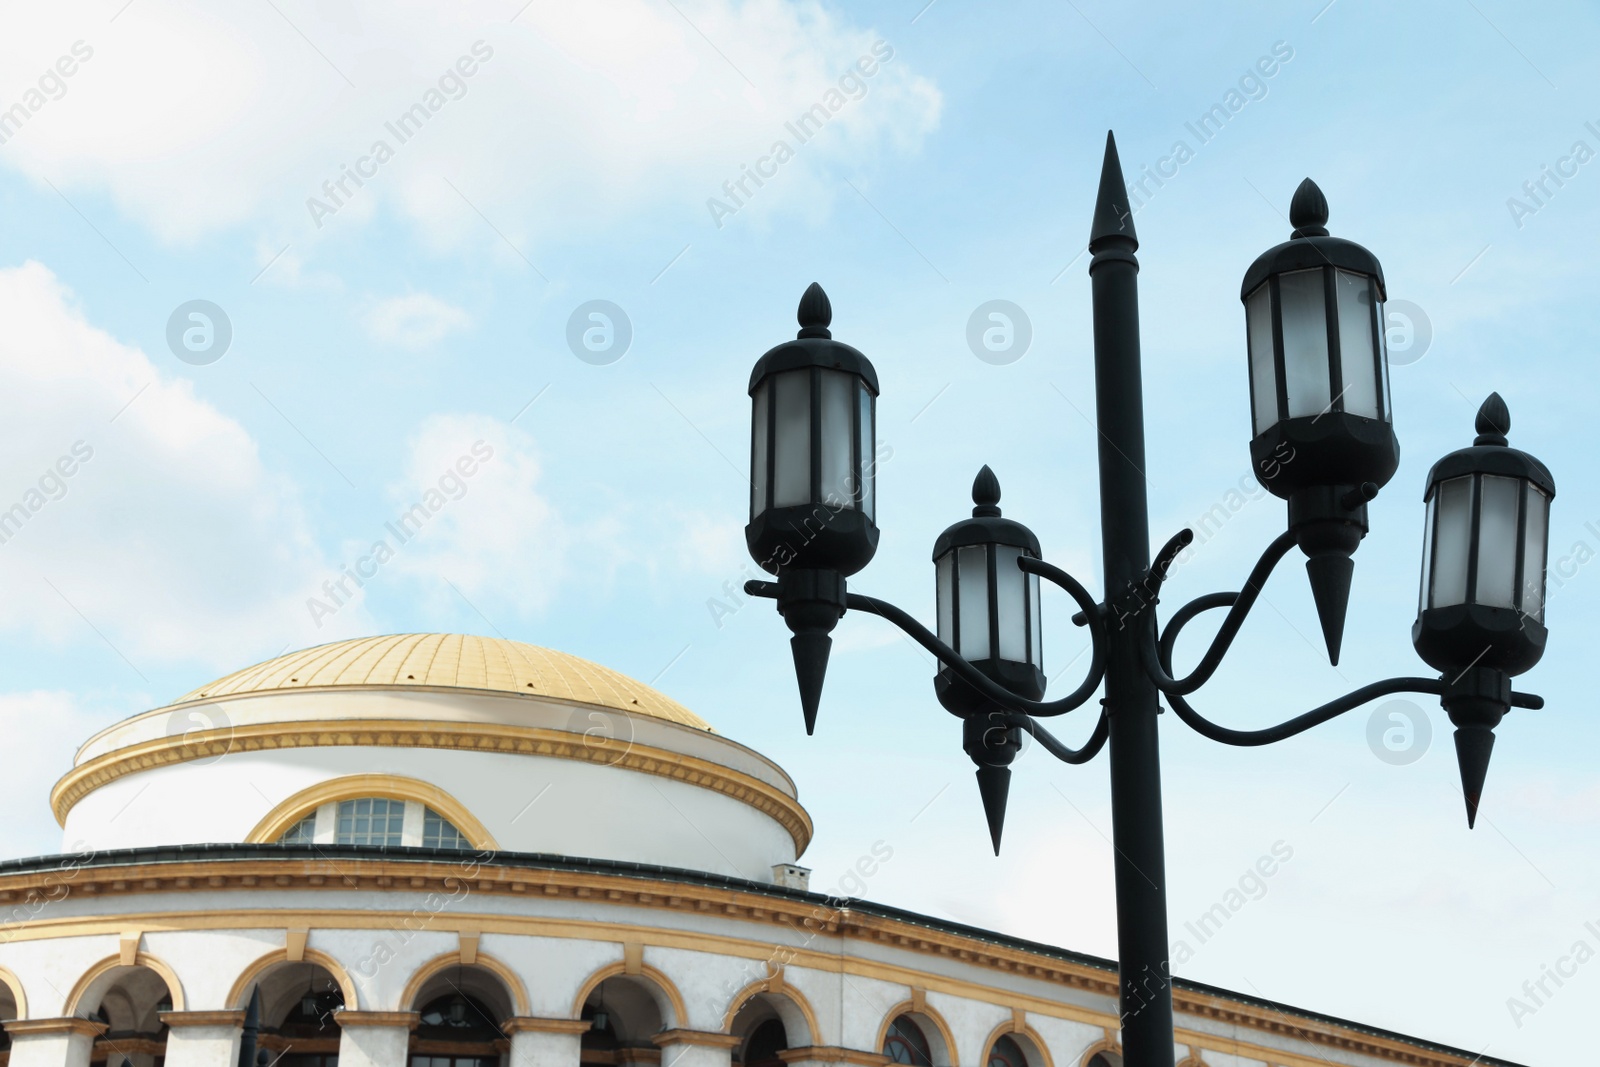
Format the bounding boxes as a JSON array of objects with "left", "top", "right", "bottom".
[
  {"left": 1475, "top": 392, "right": 1510, "bottom": 445},
  {"left": 975, "top": 763, "right": 1010, "bottom": 855},
  {"left": 972, "top": 465, "right": 1002, "bottom": 516},
  {"left": 797, "top": 282, "right": 832, "bottom": 339},
  {"left": 1454, "top": 724, "right": 1496, "bottom": 829},
  {"left": 1289, "top": 178, "right": 1329, "bottom": 238}
]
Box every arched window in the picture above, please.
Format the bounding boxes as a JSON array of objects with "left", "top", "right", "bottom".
[
  {"left": 279, "top": 814, "right": 316, "bottom": 845},
  {"left": 423, "top": 807, "right": 469, "bottom": 850},
  {"left": 337, "top": 797, "right": 405, "bottom": 845},
  {"left": 988, "top": 1036, "right": 1026, "bottom": 1067},
  {"left": 884, "top": 1016, "right": 933, "bottom": 1067},
  {"left": 275, "top": 798, "right": 473, "bottom": 848}
]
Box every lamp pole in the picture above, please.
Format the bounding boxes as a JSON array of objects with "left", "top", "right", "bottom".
[
  {"left": 739, "top": 131, "right": 1554, "bottom": 1067},
  {"left": 1086, "top": 135, "right": 1176, "bottom": 1063}
]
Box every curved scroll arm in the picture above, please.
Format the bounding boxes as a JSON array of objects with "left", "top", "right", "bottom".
[
  {"left": 1022, "top": 706, "right": 1108, "bottom": 764},
  {"left": 1150, "top": 582, "right": 1544, "bottom": 746},
  {"left": 1166, "top": 675, "right": 1445, "bottom": 746},
  {"left": 845, "top": 570, "right": 1104, "bottom": 716},
  {"left": 746, "top": 554, "right": 1106, "bottom": 717},
  {"left": 1142, "top": 528, "right": 1300, "bottom": 696}
]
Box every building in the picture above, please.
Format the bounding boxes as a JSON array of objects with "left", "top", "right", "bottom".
[{"left": 0, "top": 633, "right": 1519, "bottom": 1067}]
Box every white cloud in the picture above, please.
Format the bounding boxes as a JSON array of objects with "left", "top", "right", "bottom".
[
  {"left": 0, "top": 690, "right": 120, "bottom": 858},
  {"left": 0, "top": 1, "right": 940, "bottom": 248},
  {"left": 368, "top": 414, "right": 737, "bottom": 623},
  {"left": 362, "top": 292, "right": 471, "bottom": 349},
  {"left": 0, "top": 261, "right": 366, "bottom": 672},
  {"left": 380, "top": 412, "right": 572, "bottom": 618}
]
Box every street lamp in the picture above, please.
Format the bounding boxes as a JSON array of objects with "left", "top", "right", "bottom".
[
  {"left": 1242, "top": 177, "right": 1399, "bottom": 663},
  {"left": 737, "top": 132, "right": 1555, "bottom": 1067},
  {"left": 745, "top": 281, "right": 880, "bottom": 733},
  {"left": 1414, "top": 391, "right": 1555, "bottom": 826}
]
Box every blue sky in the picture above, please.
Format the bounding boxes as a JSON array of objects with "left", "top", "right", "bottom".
[{"left": 1, "top": 0, "right": 1597, "bottom": 1062}]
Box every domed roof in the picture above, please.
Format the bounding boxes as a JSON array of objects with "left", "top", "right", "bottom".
[{"left": 174, "top": 633, "right": 711, "bottom": 730}]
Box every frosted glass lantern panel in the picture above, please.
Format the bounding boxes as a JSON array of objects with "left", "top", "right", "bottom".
[
  {"left": 772, "top": 371, "right": 812, "bottom": 508},
  {"left": 1246, "top": 283, "right": 1278, "bottom": 434},
  {"left": 1429, "top": 476, "right": 1472, "bottom": 609},
  {"left": 1334, "top": 270, "right": 1380, "bottom": 419},
  {"left": 1278, "top": 269, "right": 1332, "bottom": 419}
]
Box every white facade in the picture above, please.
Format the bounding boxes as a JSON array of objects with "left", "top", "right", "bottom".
[{"left": 0, "top": 635, "right": 1515, "bottom": 1067}]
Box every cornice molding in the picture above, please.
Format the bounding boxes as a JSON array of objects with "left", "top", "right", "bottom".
[
  {"left": 3, "top": 1018, "right": 107, "bottom": 1038},
  {"left": 502, "top": 1017, "right": 593, "bottom": 1036},
  {"left": 0, "top": 855, "right": 1499, "bottom": 1067},
  {"left": 654, "top": 1029, "right": 743, "bottom": 1049},
  {"left": 50, "top": 719, "right": 812, "bottom": 854}
]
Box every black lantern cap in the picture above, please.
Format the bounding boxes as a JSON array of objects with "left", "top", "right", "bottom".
[
  {"left": 1424, "top": 393, "right": 1556, "bottom": 498},
  {"left": 1240, "top": 178, "right": 1387, "bottom": 300},
  {"left": 932, "top": 466, "right": 1042, "bottom": 560},
  {"left": 748, "top": 283, "right": 880, "bottom": 396}
]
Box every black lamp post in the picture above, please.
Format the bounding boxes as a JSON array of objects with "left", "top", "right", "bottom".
[{"left": 738, "top": 133, "right": 1555, "bottom": 1067}]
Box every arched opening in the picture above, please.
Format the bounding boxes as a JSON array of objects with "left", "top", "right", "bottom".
[
  {"left": 730, "top": 991, "right": 807, "bottom": 1067},
  {"left": 579, "top": 975, "right": 671, "bottom": 1065},
  {"left": 406, "top": 964, "right": 514, "bottom": 1067},
  {"left": 988, "top": 1036, "right": 1027, "bottom": 1067},
  {"left": 76, "top": 964, "right": 175, "bottom": 1067},
  {"left": 1084, "top": 1053, "right": 1122, "bottom": 1067},
  {"left": 883, "top": 1016, "right": 933, "bottom": 1067},
  {"left": 0, "top": 978, "right": 17, "bottom": 1060},
  {"left": 245, "top": 961, "right": 347, "bottom": 1067}
]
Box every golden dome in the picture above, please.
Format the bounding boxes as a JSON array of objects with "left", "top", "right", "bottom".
[{"left": 174, "top": 633, "right": 712, "bottom": 730}]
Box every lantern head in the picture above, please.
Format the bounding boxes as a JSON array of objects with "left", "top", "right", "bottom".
[
  {"left": 746, "top": 282, "right": 880, "bottom": 577},
  {"left": 932, "top": 466, "right": 1045, "bottom": 716},
  {"left": 1414, "top": 393, "right": 1554, "bottom": 677},
  {"left": 1414, "top": 393, "right": 1555, "bottom": 827},
  {"left": 746, "top": 284, "right": 881, "bottom": 735},
  {"left": 932, "top": 468, "right": 1044, "bottom": 854},
  {"left": 1241, "top": 178, "right": 1399, "bottom": 664}
]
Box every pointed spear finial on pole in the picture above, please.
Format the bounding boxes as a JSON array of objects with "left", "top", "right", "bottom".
[{"left": 1089, "top": 131, "right": 1138, "bottom": 249}]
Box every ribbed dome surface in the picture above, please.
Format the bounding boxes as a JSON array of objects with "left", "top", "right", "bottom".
[{"left": 173, "top": 633, "right": 711, "bottom": 730}]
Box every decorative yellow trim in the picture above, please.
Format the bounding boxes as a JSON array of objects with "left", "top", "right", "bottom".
[
  {"left": 778, "top": 1047, "right": 891, "bottom": 1067},
  {"left": 502, "top": 1017, "right": 592, "bottom": 1035},
  {"left": 0, "top": 853, "right": 1493, "bottom": 1067},
  {"left": 1077, "top": 1037, "right": 1120, "bottom": 1067},
  {"left": 0, "top": 965, "right": 27, "bottom": 1019},
  {"left": 623, "top": 941, "right": 644, "bottom": 976},
  {"left": 572, "top": 962, "right": 687, "bottom": 1030},
  {"left": 52, "top": 719, "right": 812, "bottom": 854},
  {"left": 159, "top": 1011, "right": 246, "bottom": 1028},
  {"left": 246, "top": 774, "right": 500, "bottom": 849},
  {"left": 286, "top": 929, "right": 309, "bottom": 962},
  {"left": 875, "top": 1001, "right": 960, "bottom": 1067},
  {"left": 334, "top": 1010, "right": 419, "bottom": 1029},
  {"left": 981, "top": 1019, "right": 1055, "bottom": 1067},
  {"left": 722, "top": 976, "right": 821, "bottom": 1046},
  {"left": 400, "top": 949, "right": 531, "bottom": 1016},
  {"left": 63, "top": 952, "right": 186, "bottom": 1014},
  {"left": 3, "top": 1017, "right": 107, "bottom": 1037},
  {"left": 654, "top": 1029, "right": 742, "bottom": 1049},
  {"left": 227, "top": 948, "right": 359, "bottom": 1013}
]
